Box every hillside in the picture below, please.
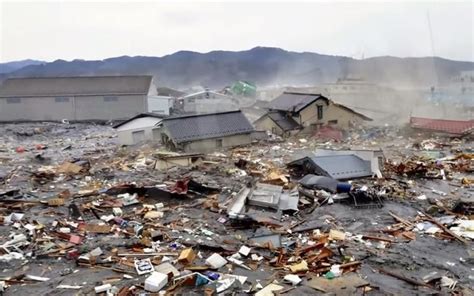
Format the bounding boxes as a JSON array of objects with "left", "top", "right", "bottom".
[{"left": 1, "top": 47, "right": 473, "bottom": 88}]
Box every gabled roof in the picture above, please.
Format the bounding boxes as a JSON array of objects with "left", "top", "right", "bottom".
[
  {"left": 289, "top": 154, "right": 372, "bottom": 180},
  {"left": 113, "top": 113, "right": 167, "bottom": 129},
  {"left": 0, "top": 75, "right": 153, "bottom": 97},
  {"left": 268, "top": 92, "right": 328, "bottom": 112},
  {"left": 332, "top": 102, "right": 373, "bottom": 121},
  {"left": 267, "top": 111, "right": 301, "bottom": 131},
  {"left": 410, "top": 117, "right": 474, "bottom": 135},
  {"left": 161, "top": 110, "right": 255, "bottom": 144}
]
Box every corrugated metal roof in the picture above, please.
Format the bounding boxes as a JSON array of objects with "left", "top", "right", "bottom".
[
  {"left": 267, "top": 111, "right": 300, "bottom": 131},
  {"left": 289, "top": 154, "right": 372, "bottom": 180},
  {"left": 410, "top": 117, "right": 474, "bottom": 135},
  {"left": 268, "top": 92, "right": 327, "bottom": 112},
  {"left": 310, "top": 155, "right": 372, "bottom": 179},
  {"left": 0, "top": 76, "right": 152, "bottom": 97},
  {"left": 162, "top": 110, "right": 254, "bottom": 144}
]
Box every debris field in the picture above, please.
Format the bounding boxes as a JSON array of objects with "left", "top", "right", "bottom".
[{"left": 0, "top": 122, "right": 473, "bottom": 295}]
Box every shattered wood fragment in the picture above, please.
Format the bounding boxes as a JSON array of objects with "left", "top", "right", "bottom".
[
  {"left": 422, "top": 212, "right": 469, "bottom": 244},
  {"left": 84, "top": 224, "right": 111, "bottom": 233}
]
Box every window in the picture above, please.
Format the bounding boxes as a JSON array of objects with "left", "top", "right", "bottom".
[
  {"left": 328, "top": 120, "right": 338, "bottom": 125},
  {"left": 216, "top": 139, "right": 223, "bottom": 148},
  {"left": 317, "top": 105, "right": 323, "bottom": 120},
  {"left": 187, "top": 98, "right": 195, "bottom": 103},
  {"left": 55, "top": 96, "right": 70, "bottom": 103},
  {"left": 6, "top": 97, "right": 21, "bottom": 104},
  {"left": 104, "top": 96, "right": 118, "bottom": 102}
]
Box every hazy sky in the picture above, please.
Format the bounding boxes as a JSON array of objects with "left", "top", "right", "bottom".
[{"left": 0, "top": 1, "right": 473, "bottom": 63}]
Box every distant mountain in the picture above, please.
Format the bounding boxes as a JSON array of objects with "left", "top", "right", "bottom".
[
  {"left": 2, "top": 48, "right": 473, "bottom": 89},
  {"left": 0, "top": 59, "right": 45, "bottom": 74}
]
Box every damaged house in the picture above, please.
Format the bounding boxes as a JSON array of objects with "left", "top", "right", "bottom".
[
  {"left": 113, "top": 113, "right": 167, "bottom": 146},
  {"left": 0, "top": 76, "right": 157, "bottom": 121},
  {"left": 254, "top": 92, "right": 372, "bottom": 136},
  {"left": 159, "top": 110, "right": 255, "bottom": 153}
]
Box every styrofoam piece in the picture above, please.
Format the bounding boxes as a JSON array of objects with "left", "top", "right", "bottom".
[
  {"left": 145, "top": 272, "right": 168, "bottom": 292},
  {"left": 206, "top": 253, "right": 227, "bottom": 269}
]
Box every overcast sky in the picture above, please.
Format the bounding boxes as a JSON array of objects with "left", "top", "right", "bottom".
[{"left": 0, "top": 1, "right": 472, "bottom": 63}]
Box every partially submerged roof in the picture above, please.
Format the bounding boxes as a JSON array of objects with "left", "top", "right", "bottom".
[
  {"left": 0, "top": 75, "right": 153, "bottom": 97},
  {"left": 267, "top": 111, "right": 301, "bottom": 131},
  {"left": 268, "top": 92, "right": 328, "bottom": 112},
  {"left": 113, "top": 113, "right": 167, "bottom": 129},
  {"left": 410, "top": 117, "right": 474, "bottom": 135},
  {"left": 289, "top": 154, "right": 372, "bottom": 180},
  {"left": 161, "top": 110, "right": 255, "bottom": 144}
]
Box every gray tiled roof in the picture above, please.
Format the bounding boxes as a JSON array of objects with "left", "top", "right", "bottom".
[
  {"left": 267, "top": 111, "right": 300, "bottom": 131},
  {"left": 0, "top": 76, "right": 152, "bottom": 97},
  {"left": 162, "top": 111, "right": 255, "bottom": 144},
  {"left": 268, "top": 92, "right": 327, "bottom": 112}
]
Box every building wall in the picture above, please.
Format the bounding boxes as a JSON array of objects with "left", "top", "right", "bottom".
[
  {"left": 298, "top": 100, "right": 329, "bottom": 126},
  {"left": 117, "top": 126, "right": 161, "bottom": 145},
  {"left": 0, "top": 96, "right": 75, "bottom": 121},
  {"left": 323, "top": 104, "right": 365, "bottom": 128},
  {"left": 182, "top": 133, "right": 252, "bottom": 153},
  {"left": 0, "top": 94, "right": 147, "bottom": 121},
  {"left": 147, "top": 96, "right": 173, "bottom": 115},
  {"left": 183, "top": 99, "right": 238, "bottom": 114},
  {"left": 254, "top": 116, "right": 284, "bottom": 135},
  {"left": 75, "top": 95, "right": 146, "bottom": 120}
]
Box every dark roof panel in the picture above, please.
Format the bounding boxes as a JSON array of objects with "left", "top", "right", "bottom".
[
  {"left": 0, "top": 76, "right": 153, "bottom": 97},
  {"left": 267, "top": 111, "right": 300, "bottom": 131},
  {"left": 162, "top": 111, "right": 255, "bottom": 144},
  {"left": 268, "top": 92, "right": 327, "bottom": 112}
]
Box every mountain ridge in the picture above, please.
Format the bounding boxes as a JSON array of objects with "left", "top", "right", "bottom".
[{"left": 1, "top": 47, "right": 472, "bottom": 88}]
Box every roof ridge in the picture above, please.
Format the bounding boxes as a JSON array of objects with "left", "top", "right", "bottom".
[{"left": 163, "top": 110, "right": 242, "bottom": 120}]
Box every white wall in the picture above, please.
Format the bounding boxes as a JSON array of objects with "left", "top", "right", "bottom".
[
  {"left": 117, "top": 126, "right": 162, "bottom": 145},
  {"left": 147, "top": 96, "right": 172, "bottom": 115}
]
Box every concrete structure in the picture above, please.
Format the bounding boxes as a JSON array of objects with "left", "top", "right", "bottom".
[
  {"left": 255, "top": 92, "right": 372, "bottom": 136},
  {"left": 177, "top": 90, "right": 239, "bottom": 114},
  {"left": 0, "top": 76, "right": 156, "bottom": 122},
  {"left": 113, "top": 113, "right": 165, "bottom": 146},
  {"left": 160, "top": 110, "right": 254, "bottom": 153}
]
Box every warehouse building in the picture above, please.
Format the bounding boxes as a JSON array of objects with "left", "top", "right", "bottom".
[{"left": 0, "top": 75, "right": 156, "bottom": 121}]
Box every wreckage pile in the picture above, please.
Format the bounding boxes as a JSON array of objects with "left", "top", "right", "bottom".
[{"left": 0, "top": 122, "right": 472, "bottom": 295}]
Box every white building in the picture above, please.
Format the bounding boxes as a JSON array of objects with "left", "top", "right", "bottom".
[
  {"left": 147, "top": 95, "right": 174, "bottom": 115},
  {"left": 113, "top": 113, "right": 166, "bottom": 146},
  {"left": 178, "top": 90, "right": 239, "bottom": 113}
]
